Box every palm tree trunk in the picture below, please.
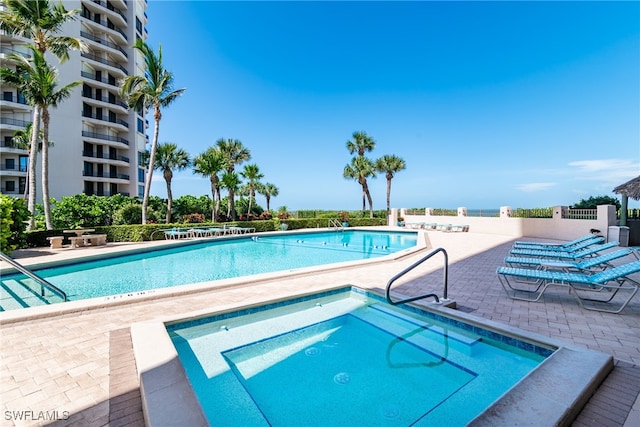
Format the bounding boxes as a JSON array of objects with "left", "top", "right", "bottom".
[
  {"left": 209, "top": 177, "right": 216, "bottom": 222},
  {"left": 142, "top": 107, "right": 161, "bottom": 224},
  {"left": 266, "top": 196, "right": 271, "bottom": 211},
  {"left": 41, "top": 106, "right": 53, "bottom": 230},
  {"left": 26, "top": 105, "right": 41, "bottom": 230},
  {"left": 386, "top": 178, "right": 392, "bottom": 215},
  {"left": 164, "top": 170, "right": 173, "bottom": 223}
]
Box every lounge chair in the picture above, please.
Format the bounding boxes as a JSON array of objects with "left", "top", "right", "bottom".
[
  {"left": 504, "top": 248, "right": 634, "bottom": 272},
  {"left": 509, "top": 241, "right": 618, "bottom": 260},
  {"left": 512, "top": 235, "right": 603, "bottom": 251},
  {"left": 513, "top": 234, "right": 596, "bottom": 248},
  {"left": 163, "top": 228, "right": 190, "bottom": 240},
  {"left": 497, "top": 259, "right": 640, "bottom": 313}
]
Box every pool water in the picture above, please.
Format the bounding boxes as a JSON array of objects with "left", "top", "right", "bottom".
[
  {"left": 0, "top": 230, "right": 417, "bottom": 310},
  {"left": 169, "top": 288, "right": 552, "bottom": 426}
]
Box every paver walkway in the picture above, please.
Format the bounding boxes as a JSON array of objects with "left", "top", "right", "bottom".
[{"left": 1, "top": 230, "right": 638, "bottom": 426}]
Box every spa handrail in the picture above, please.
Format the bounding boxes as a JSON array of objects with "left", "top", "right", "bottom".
[
  {"left": 0, "top": 252, "right": 67, "bottom": 301},
  {"left": 385, "top": 247, "right": 448, "bottom": 305}
]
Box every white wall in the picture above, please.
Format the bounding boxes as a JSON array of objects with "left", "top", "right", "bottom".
[{"left": 394, "top": 205, "right": 617, "bottom": 241}]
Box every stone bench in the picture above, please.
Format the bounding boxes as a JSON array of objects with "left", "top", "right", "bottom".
[
  {"left": 46, "top": 236, "right": 64, "bottom": 249},
  {"left": 82, "top": 234, "right": 107, "bottom": 246},
  {"left": 68, "top": 236, "right": 85, "bottom": 248}
]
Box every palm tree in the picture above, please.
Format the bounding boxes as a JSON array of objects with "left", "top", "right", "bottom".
[
  {"left": 343, "top": 156, "right": 377, "bottom": 218},
  {"left": 220, "top": 171, "right": 242, "bottom": 219},
  {"left": 10, "top": 124, "right": 47, "bottom": 199},
  {"left": 0, "top": 0, "right": 83, "bottom": 61},
  {"left": 376, "top": 154, "right": 406, "bottom": 215},
  {"left": 154, "top": 142, "right": 190, "bottom": 223},
  {"left": 1, "top": 47, "right": 80, "bottom": 229},
  {"left": 193, "top": 147, "right": 226, "bottom": 221},
  {"left": 216, "top": 138, "right": 251, "bottom": 220},
  {"left": 256, "top": 182, "right": 279, "bottom": 212},
  {"left": 346, "top": 130, "right": 376, "bottom": 157},
  {"left": 240, "top": 164, "right": 264, "bottom": 216},
  {"left": 344, "top": 131, "right": 377, "bottom": 218},
  {"left": 120, "top": 39, "right": 185, "bottom": 224},
  {"left": 1, "top": 0, "right": 82, "bottom": 229}
]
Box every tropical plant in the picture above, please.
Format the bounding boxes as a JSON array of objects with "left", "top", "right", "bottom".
[
  {"left": 256, "top": 182, "right": 279, "bottom": 212},
  {"left": 240, "top": 163, "right": 264, "bottom": 217},
  {"left": 375, "top": 154, "right": 406, "bottom": 215},
  {"left": 172, "top": 194, "right": 211, "bottom": 219},
  {"left": 0, "top": 47, "right": 80, "bottom": 229},
  {"left": 346, "top": 130, "right": 376, "bottom": 157},
  {"left": 0, "top": 0, "right": 82, "bottom": 61},
  {"left": 343, "top": 156, "right": 377, "bottom": 218},
  {"left": 120, "top": 39, "right": 185, "bottom": 224},
  {"left": 216, "top": 138, "right": 251, "bottom": 220},
  {"left": 572, "top": 195, "right": 621, "bottom": 210},
  {"left": 154, "top": 142, "right": 190, "bottom": 223},
  {"left": 0, "top": 195, "right": 29, "bottom": 254},
  {"left": 10, "top": 124, "right": 47, "bottom": 199},
  {"left": 0, "top": 0, "right": 82, "bottom": 230},
  {"left": 345, "top": 131, "right": 377, "bottom": 218},
  {"left": 220, "top": 171, "right": 242, "bottom": 219},
  {"left": 193, "top": 147, "right": 226, "bottom": 221}
]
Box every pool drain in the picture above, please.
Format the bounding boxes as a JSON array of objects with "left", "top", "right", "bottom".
[
  {"left": 333, "top": 372, "right": 350, "bottom": 384},
  {"left": 305, "top": 347, "right": 320, "bottom": 357},
  {"left": 380, "top": 404, "right": 400, "bottom": 419}
]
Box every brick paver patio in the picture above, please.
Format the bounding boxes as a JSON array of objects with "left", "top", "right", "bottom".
[{"left": 1, "top": 230, "right": 638, "bottom": 426}]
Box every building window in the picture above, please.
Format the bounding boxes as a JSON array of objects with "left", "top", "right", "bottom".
[
  {"left": 137, "top": 118, "right": 144, "bottom": 133},
  {"left": 5, "top": 158, "right": 15, "bottom": 170},
  {"left": 138, "top": 185, "right": 144, "bottom": 199},
  {"left": 138, "top": 168, "right": 145, "bottom": 183},
  {"left": 135, "top": 17, "right": 143, "bottom": 34},
  {"left": 19, "top": 156, "right": 28, "bottom": 172},
  {"left": 18, "top": 177, "right": 25, "bottom": 194},
  {"left": 5, "top": 181, "right": 15, "bottom": 192}
]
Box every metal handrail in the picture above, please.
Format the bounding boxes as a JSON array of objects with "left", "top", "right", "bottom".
[
  {"left": 328, "top": 219, "right": 344, "bottom": 230},
  {"left": 385, "top": 247, "right": 449, "bottom": 305},
  {"left": 0, "top": 252, "right": 67, "bottom": 301}
]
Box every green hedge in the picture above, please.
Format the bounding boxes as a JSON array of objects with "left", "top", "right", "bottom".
[{"left": 25, "top": 218, "right": 388, "bottom": 248}]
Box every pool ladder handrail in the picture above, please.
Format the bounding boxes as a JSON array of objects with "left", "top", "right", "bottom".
[
  {"left": 328, "top": 219, "right": 344, "bottom": 231},
  {"left": 0, "top": 252, "right": 68, "bottom": 301},
  {"left": 385, "top": 247, "right": 448, "bottom": 305}
]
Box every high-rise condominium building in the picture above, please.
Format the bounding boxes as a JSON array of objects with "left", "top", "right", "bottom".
[{"left": 0, "top": 0, "right": 149, "bottom": 201}]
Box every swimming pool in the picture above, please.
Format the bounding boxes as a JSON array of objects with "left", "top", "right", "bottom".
[
  {"left": 0, "top": 230, "right": 418, "bottom": 311},
  {"left": 133, "top": 286, "right": 613, "bottom": 426}
]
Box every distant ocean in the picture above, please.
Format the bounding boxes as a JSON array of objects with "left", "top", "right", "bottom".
[{"left": 465, "top": 209, "right": 500, "bottom": 217}]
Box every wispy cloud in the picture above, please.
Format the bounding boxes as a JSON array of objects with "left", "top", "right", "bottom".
[
  {"left": 568, "top": 159, "right": 639, "bottom": 183},
  {"left": 516, "top": 182, "right": 557, "bottom": 192}
]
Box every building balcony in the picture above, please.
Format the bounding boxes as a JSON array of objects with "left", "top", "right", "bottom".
[
  {"left": 82, "top": 150, "right": 130, "bottom": 164},
  {"left": 0, "top": 165, "right": 28, "bottom": 176},
  {"left": 80, "top": 70, "right": 119, "bottom": 89},
  {"left": 82, "top": 92, "right": 128, "bottom": 113},
  {"left": 0, "top": 45, "right": 31, "bottom": 59},
  {"left": 82, "top": 130, "right": 129, "bottom": 146},
  {"left": 81, "top": 52, "right": 128, "bottom": 76},
  {"left": 0, "top": 187, "right": 23, "bottom": 196},
  {"left": 0, "top": 93, "right": 31, "bottom": 113},
  {"left": 80, "top": 31, "right": 128, "bottom": 61},
  {"left": 87, "top": 0, "right": 128, "bottom": 27},
  {"left": 82, "top": 170, "right": 130, "bottom": 181},
  {"left": 81, "top": 12, "right": 128, "bottom": 45},
  {"left": 82, "top": 111, "right": 129, "bottom": 130},
  {"left": 0, "top": 116, "right": 31, "bottom": 130}
]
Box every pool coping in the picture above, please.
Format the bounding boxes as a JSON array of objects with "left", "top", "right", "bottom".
[
  {"left": 130, "top": 285, "right": 614, "bottom": 427},
  {"left": 0, "top": 228, "right": 429, "bottom": 324}
]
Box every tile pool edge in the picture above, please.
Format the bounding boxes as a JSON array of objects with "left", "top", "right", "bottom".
[
  {"left": 131, "top": 285, "right": 614, "bottom": 427},
  {"left": 0, "top": 229, "right": 428, "bottom": 323}
]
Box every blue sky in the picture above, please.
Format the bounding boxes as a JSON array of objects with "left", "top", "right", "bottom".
[{"left": 144, "top": 1, "right": 640, "bottom": 211}]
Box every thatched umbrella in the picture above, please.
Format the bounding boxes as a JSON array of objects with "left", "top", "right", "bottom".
[{"left": 613, "top": 175, "right": 640, "bottom": 225}]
